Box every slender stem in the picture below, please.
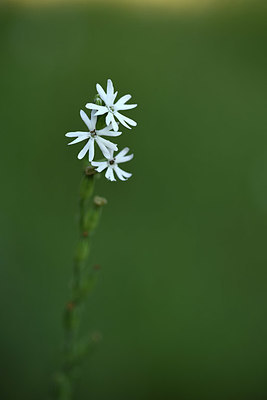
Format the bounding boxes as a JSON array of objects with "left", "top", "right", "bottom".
[{"left": 52, "top": 168, "right": 106, "bottom": 400}]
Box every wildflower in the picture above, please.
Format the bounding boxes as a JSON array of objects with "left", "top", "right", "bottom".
[
  {"left": 85, "top": 79, "right": 137, "bottom": 132},
  {"left": 92, "top": 147, "right": 134, "bottom": 181},
  {"left": 65, "top": 110, "right": 120, "bottom": 161}
]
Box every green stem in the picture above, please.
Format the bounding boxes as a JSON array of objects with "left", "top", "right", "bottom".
[{"left": 52, "top": 168, "right": 106, "bottom": 400}]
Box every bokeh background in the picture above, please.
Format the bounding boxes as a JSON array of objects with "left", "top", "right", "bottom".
[{"left": 1, "top": 0, "right": 267, "bottom": 399}]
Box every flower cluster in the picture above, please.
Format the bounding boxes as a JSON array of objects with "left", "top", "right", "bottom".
[{"left": 66, "top": 79, "right": 137, "bottom": 181}]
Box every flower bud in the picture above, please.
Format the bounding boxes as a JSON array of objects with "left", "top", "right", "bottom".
[
  {"left": 94, "top": 94, "right": 103, "bottom": 106},
  {"left": 94, "top": 196, "right": 107, "bottom": 207}
]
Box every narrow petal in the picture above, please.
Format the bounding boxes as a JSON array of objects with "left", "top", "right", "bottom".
[
  {"left": 88, "top": 138, "right": 95, "bottom": 162},
  {"left": 110, "top": 114, "right": 119, "bottom": 131},
  {"left": 94, "top": 106, "right": 108, "bottom": 116},
  {"left": 97, "top": 136, "right": 118, "bottom": 150},
  {"left": 116, "top": 154, "right": 134, "bottom": 163},
  {"left": 65, "top": 131, "right": 88, "bottom": 137},
  {"left": 94, "top": 162, "right": 108, "bottom": 173},
  {"left": 80, "top": 109, "right": 92, "bottom": 131},
  {"left": 111, "top": 91, "right": 118, "bottom": 104},
  {"left": 117, "top": 103, "right": 137, "bottom": 111},
  {"left": 77, "top": 141, "right": 90, "bottom": 159},
  {"left": 115, "top": 165, "right": 132, "bottom": 179},
  {"left": 105, "top": 167, "right": 116, "bottom": 181},
  {"left": 90, "top": 110, "right": 97, "bottom": 128},
  {"left": 106, "top": 112, "right": 113, "bottom": 126},
  {"left": 107, "top": 79, "right": 114, "bottom": 97},
  {"left": 96, "top": 83, "right": 108, "bottom": 103},
  {"left": 96, "top": 137, "right": 117, "bottom": 159},
  {"left": 85, "top": 103, "right": 102, "bottom": 110},
  {"left": 67, "top": 135, "right": 89, "bottom": 145},
  {"left": 105, "top": 167, "right": 112, "bottom": 180},
  {"left": 110, "top": 169, "right": 116, "bottom": 181},
  {"left": 98, "top": 129, "right": 122, "bottom": 137},
  {"left": 114, "top": 165, "right": 127, "bottom": 181},
  {"left": 114, "top": 112, "right": 131, "bottom": 129},
  {"left": 116, "top": 147, "right": 130, "bottom": 158},
  {"left": 96, "top": 141, "right": 111, "bottom": 159},
  {"left": 106, "top": 79, "right": 115, "bottom": 105},
  {"left": 115, "top": 112, "right": 137, "bottom": 128},
  {"left": 97, "top": 125, "right": 122, "bottom": 137},
  {"left": 115, "top": 94, "right": 132, "bottom": 107},
  {"left": 115, "top": 148, "right": 134, "bottom": 164},
  {"left": 91, "top": 161, "right": 106, "bottom": 167},
  {"left": 121, "top": 114, "right": 137, "bottom": 127}
]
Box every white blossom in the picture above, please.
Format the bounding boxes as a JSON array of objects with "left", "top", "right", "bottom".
[
  {"left": 65, "top": 110, "right": 120, "bottom": 161},
  {"left": 92, "top": 147, "right": 134, "bottom": 182},
  {"left": 85, "top": 79, "right": 137, "bottom": 132}
]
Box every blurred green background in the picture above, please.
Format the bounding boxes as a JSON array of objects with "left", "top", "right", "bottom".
[{"left": 1, "top": 1, "right": 267, "bottom": 399}]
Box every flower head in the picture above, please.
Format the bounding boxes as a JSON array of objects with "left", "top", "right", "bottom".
[
  {"left": 92, "top": 147, "right": 134, "bottom": 181},
  {"left": 85, "top": 79, "right": 137, "bottom": 132},
  {"left": 65, "top": 110, "right": 121, "bottom": 161}
]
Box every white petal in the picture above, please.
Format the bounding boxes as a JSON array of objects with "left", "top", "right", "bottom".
[
  {"left": 106, "top": 112, "right": 113, "bottom": 126},
  {"left": 110, "top": 169, "right": 116, "bottom": 181},
  {"left": 111, "top": 91, "right": 118, "bottom": 104},
  {"left": 99, "top": 130, "right": 122, "bottom": 137},
  {"left": 67, "top": 135, "right": 89, "bottom": 145},
  {"left": 115, "top": 112, "right": 137, "bottom": 128},
  {"left": 96, "top": 83, "right": 108, "bottom": 103},
  {"left": 105, "top": 167, "right": 116, "bottom": 181},
  {"left": 110, "top": 114, "right": 119, "bottom": 131},
  {"left": 105, "top": 167, "right": 111, "bottom": 180},
  {"left": 115, "top": 165, "right": 132, "bottom": 179},
  {"left": 85, "top": 103, "right": 101, "bottom": 110},
  {"left": 116, "top": 147, "right": 130, "bottom": 158},
  {"left": 80, "top": 110, "right": 93, "bottom": 131},
  {"left": 94, "top": 106, "right": 108, "bottom": 116},
  {"left": 116, "top": 154, "right": 134, "bottom": 163},
  {"left": 96, "top": 137, "right": 117, "bottom": 159},
  {"left": 96, "top": 141, "right": 110, "bottom": 159},
  {"left": 97, "top": 136, "right": 118, "bottom": 150},
  {"left": 77, "top": 141, "right": 90, "bottom": 159},
  {"left": 115, "top": 94, "right": 132, "bottom": 107},
  {"left": 91, "top": 161, "right": 106, "bottom": 167},
  {"left": 114, "top": 112, "right": 131, "bottom": 129},
  {"left": 117, "top": 103, "right": 137, "bottom": 111},
  {"left": 90, "top": 110, "right": 97, "bottom": 128},
  {"left": 88, "top": 139, "right": 95, "bottom": 162},
  {"left": 107, "top": 79, "right": 114, "bottom": 97},
  {"left": 114, "top": 165, "right": 127, "bottom": 181},
  {"left": 65, "top": 131, "right": 88, "bottom": 137},
  {"left": 93, "top": 162, "right": 108, "bottom": 173},
  {"left": 97, "top": 125, "right": 122, "bottom": 137},
  {"left": 121, "top": 114, "right": 137, "bottom": 127}
]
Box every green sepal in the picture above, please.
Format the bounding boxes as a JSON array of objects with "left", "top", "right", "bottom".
[
  {"left": 75, "top": 239, "right": 89, "bottom": 263},
  {"left": 72, "top": 272, "right": 97, "bottom": 304},
  {"left": 63, "top": 305, "right": 80, "bottom": 334},
  {"left": 79, "top": 174, "right": 94, "bottom": 202},
  {"left": 71, "top": 332, "right": 101, "bottom": 366},
  {"left": 83, "top": 208, "right": 101, "bottom": 233}
]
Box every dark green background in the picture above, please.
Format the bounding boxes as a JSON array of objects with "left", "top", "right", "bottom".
[{"left": 1, "top": 1, "right": 267, "bottom": 399}]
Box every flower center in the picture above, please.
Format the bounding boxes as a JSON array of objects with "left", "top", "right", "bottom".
[
  {"left": 107, "top": 105, "right": 115, "bottom": 113},
  {"left": 109, "top": 159, "right": 115, "bottom": 165},
  {"left": 90, "top": 129, "right": 96, "bottom": 137}
]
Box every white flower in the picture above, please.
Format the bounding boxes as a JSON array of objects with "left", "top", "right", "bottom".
[
  {"left": 85, "top": 79, "right": 137, "bottom": 132},
  {"left": 65, "top": 110, "right": 121, "bottom": 161},
  {"left": 92, "top": 147, "right": 134, "bottom": 182}
]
